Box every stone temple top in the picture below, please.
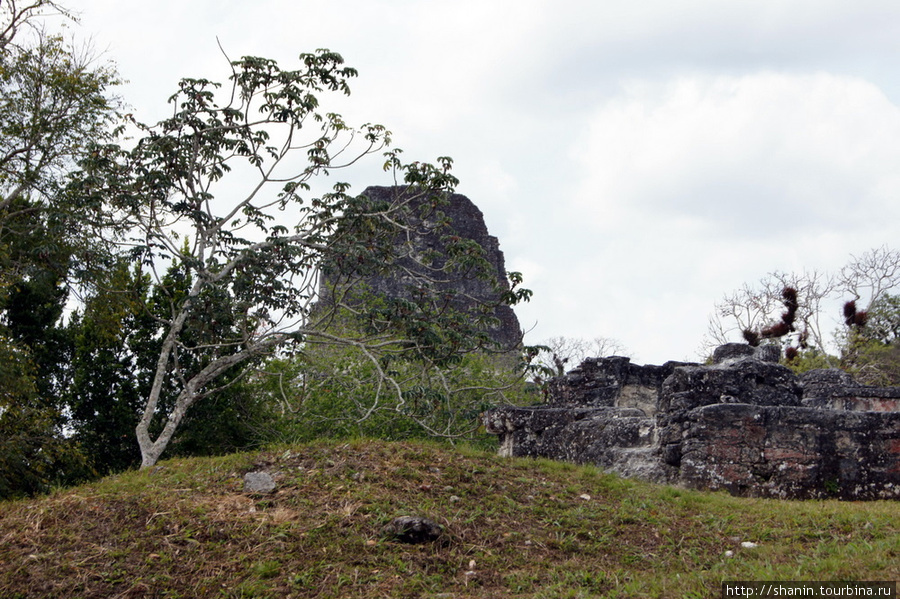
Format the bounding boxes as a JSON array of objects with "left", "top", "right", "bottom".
[
  {"left": 320, "top": 186, "right": 522, "bottom": 351},
  {"left": 484, "top": 343, "right": 900, "bottom": 500}
]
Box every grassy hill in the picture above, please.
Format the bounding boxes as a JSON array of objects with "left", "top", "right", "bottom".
[{"left": 1, "top": 440, "right": 897, "bottom": 598}]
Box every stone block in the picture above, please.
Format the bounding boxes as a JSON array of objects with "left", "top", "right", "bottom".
[{"left": 484, "top": 345, "right": 900, "bottom": 500}]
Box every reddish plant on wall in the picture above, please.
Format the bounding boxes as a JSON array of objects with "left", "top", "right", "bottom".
[
  {"left": 784, "top": 346, "right": 799, "bottom": 362},
  {"left": 744, "top": 286, "right": 806, "bottom": 359},
  {"left": 761, "top": 321, "right": 791, "bottom": 339},
  {"left": 844, "top": 300, "right": 869, "bottom": 328},
  {"left": 742, "top": 329, "right": 760, "bottom": 347}
]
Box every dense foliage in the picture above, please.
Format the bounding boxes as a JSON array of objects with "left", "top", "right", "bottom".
[
  {"left": 0, "top": 3, "right": 533, "bottom": 496},
  {"left": 838, "top": 293, "right": 900, "bottom": 385},
  {"left": 0, "top": 1, "right": 120, "bottom": 497},
  {"left": 69, "top": 51, "right": 530, "bottom": 469}
]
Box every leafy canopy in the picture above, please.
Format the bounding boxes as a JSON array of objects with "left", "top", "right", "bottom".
[{"left": 72, "top": 49, "right": 530, "bottom": 468}]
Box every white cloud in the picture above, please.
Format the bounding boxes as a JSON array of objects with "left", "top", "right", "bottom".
[
  {"left": 571, "top": 72, "right": 900, "bottom": 238},
  {"left": 514, "top": 71, "right": 900, "bottom": 362}
]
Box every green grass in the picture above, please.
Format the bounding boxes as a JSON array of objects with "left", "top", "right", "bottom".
[{"left": 0, "top": 439, "right": 896, "bottom": 598}]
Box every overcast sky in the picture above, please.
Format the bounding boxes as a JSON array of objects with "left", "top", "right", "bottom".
[{"left": 68, "top": 0, "right": 900, "bottom": 364}]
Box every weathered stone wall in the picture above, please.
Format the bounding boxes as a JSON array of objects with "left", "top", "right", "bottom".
[
  {"left": 675, "top": 403, "right": 900, "bottom": 499},
  {"left": 800, "top": 369, "right": 900, "bottom": 412},
  {"left": 484, "top": 343, "right": 900, "bottom": 500},
  {"left": 546, "top": 356, "right": 689, "bottom": 416}
]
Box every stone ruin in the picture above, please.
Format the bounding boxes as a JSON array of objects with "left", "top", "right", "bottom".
[
  {"left": 483, "top": 344, "right": 900, "bottom": 500},
  {"left": 319, "top": 186, "right": 522, "bottom": 351}
]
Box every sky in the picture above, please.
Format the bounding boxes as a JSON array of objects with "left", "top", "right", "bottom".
[{"left": 64, "top": 0, "right": 900, "bottom": 364}]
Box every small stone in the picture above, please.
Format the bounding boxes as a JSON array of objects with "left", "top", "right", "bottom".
[
  {"left": 243, "top": 471, "right": 276, "bottom": 494},
  {"left": 449, "top": 495, "right": 461, "bottom": 502},
  {"left": 381, "top": 516, "right": 443, "bottom": 544},
  {"left": 724, "top": 550, "right": 734, "bottom": 558},
  {"left": 740, "top": 541, "right": 758, "bottom": 549},
  {"left": 579, "top": 494, "right": 591, "bottom": 501}
]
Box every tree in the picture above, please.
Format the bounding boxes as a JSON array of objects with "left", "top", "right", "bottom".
[
  {"left": 833, "top": 292, "right": 900, "bottom": 386},
  {"left": 0, "top": 325, "right": 90, "bottom": 498},
  {"left": 828, "top": 247, "right": 900, "bottom": 382},
  {"left": 706, "top": 270, "right": 836, "bottom": 361},
  {"left": 534, "top": 335, "right": 627, "bottom": 377},
  {"left": 838, "top": 246, "right": 900, "bottom": 309},
  {"left": 0, "top": 1, "right": 71, "bottom": 53},
  {"left": 707, "top": 247, "right": 900, "bottom": 370},
  {"left": 254, "top": 337, "right": 529, "bottom": 444},
  {"left": 65, "top": 255, "right": 279, "bottom": 475},
  {"left": 860, "top": 293, "right": 900, "bottom": 345},
  {"left": 0, "top": 1, "right": 119, "bottom": 495},
  {"left": 140, "top": 252, "right": 278, "bottom": 458},
  {"left": 0, "top": 30, "right": 119, "bottom": 218},
  {"left": 0, "top": 196, "right": 95, "bottom": 496},
  {"left": 0, "top": 0, "right": 120, "bottom": 288},
  {"left": 64, "top": 261, "right": 150, "bottom": 474},
  {"left": 73, "top": 51, "right": 530, "bottom": 469},
  {"left": 0, "top": 9, "right": 120, "bottom": 327}
]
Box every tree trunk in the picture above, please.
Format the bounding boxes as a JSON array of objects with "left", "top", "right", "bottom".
[{"left": 136, "top": 341, "right": 269, "bottom": 468}]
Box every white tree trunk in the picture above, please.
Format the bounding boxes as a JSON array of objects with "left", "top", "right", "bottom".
[{"left": 136, "top": 335, "right": 276, "bottom": 469}]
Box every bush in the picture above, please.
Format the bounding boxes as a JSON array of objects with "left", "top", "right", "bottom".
[{"left": 250, "top": 347, "right": 529, "bottom": 445}]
